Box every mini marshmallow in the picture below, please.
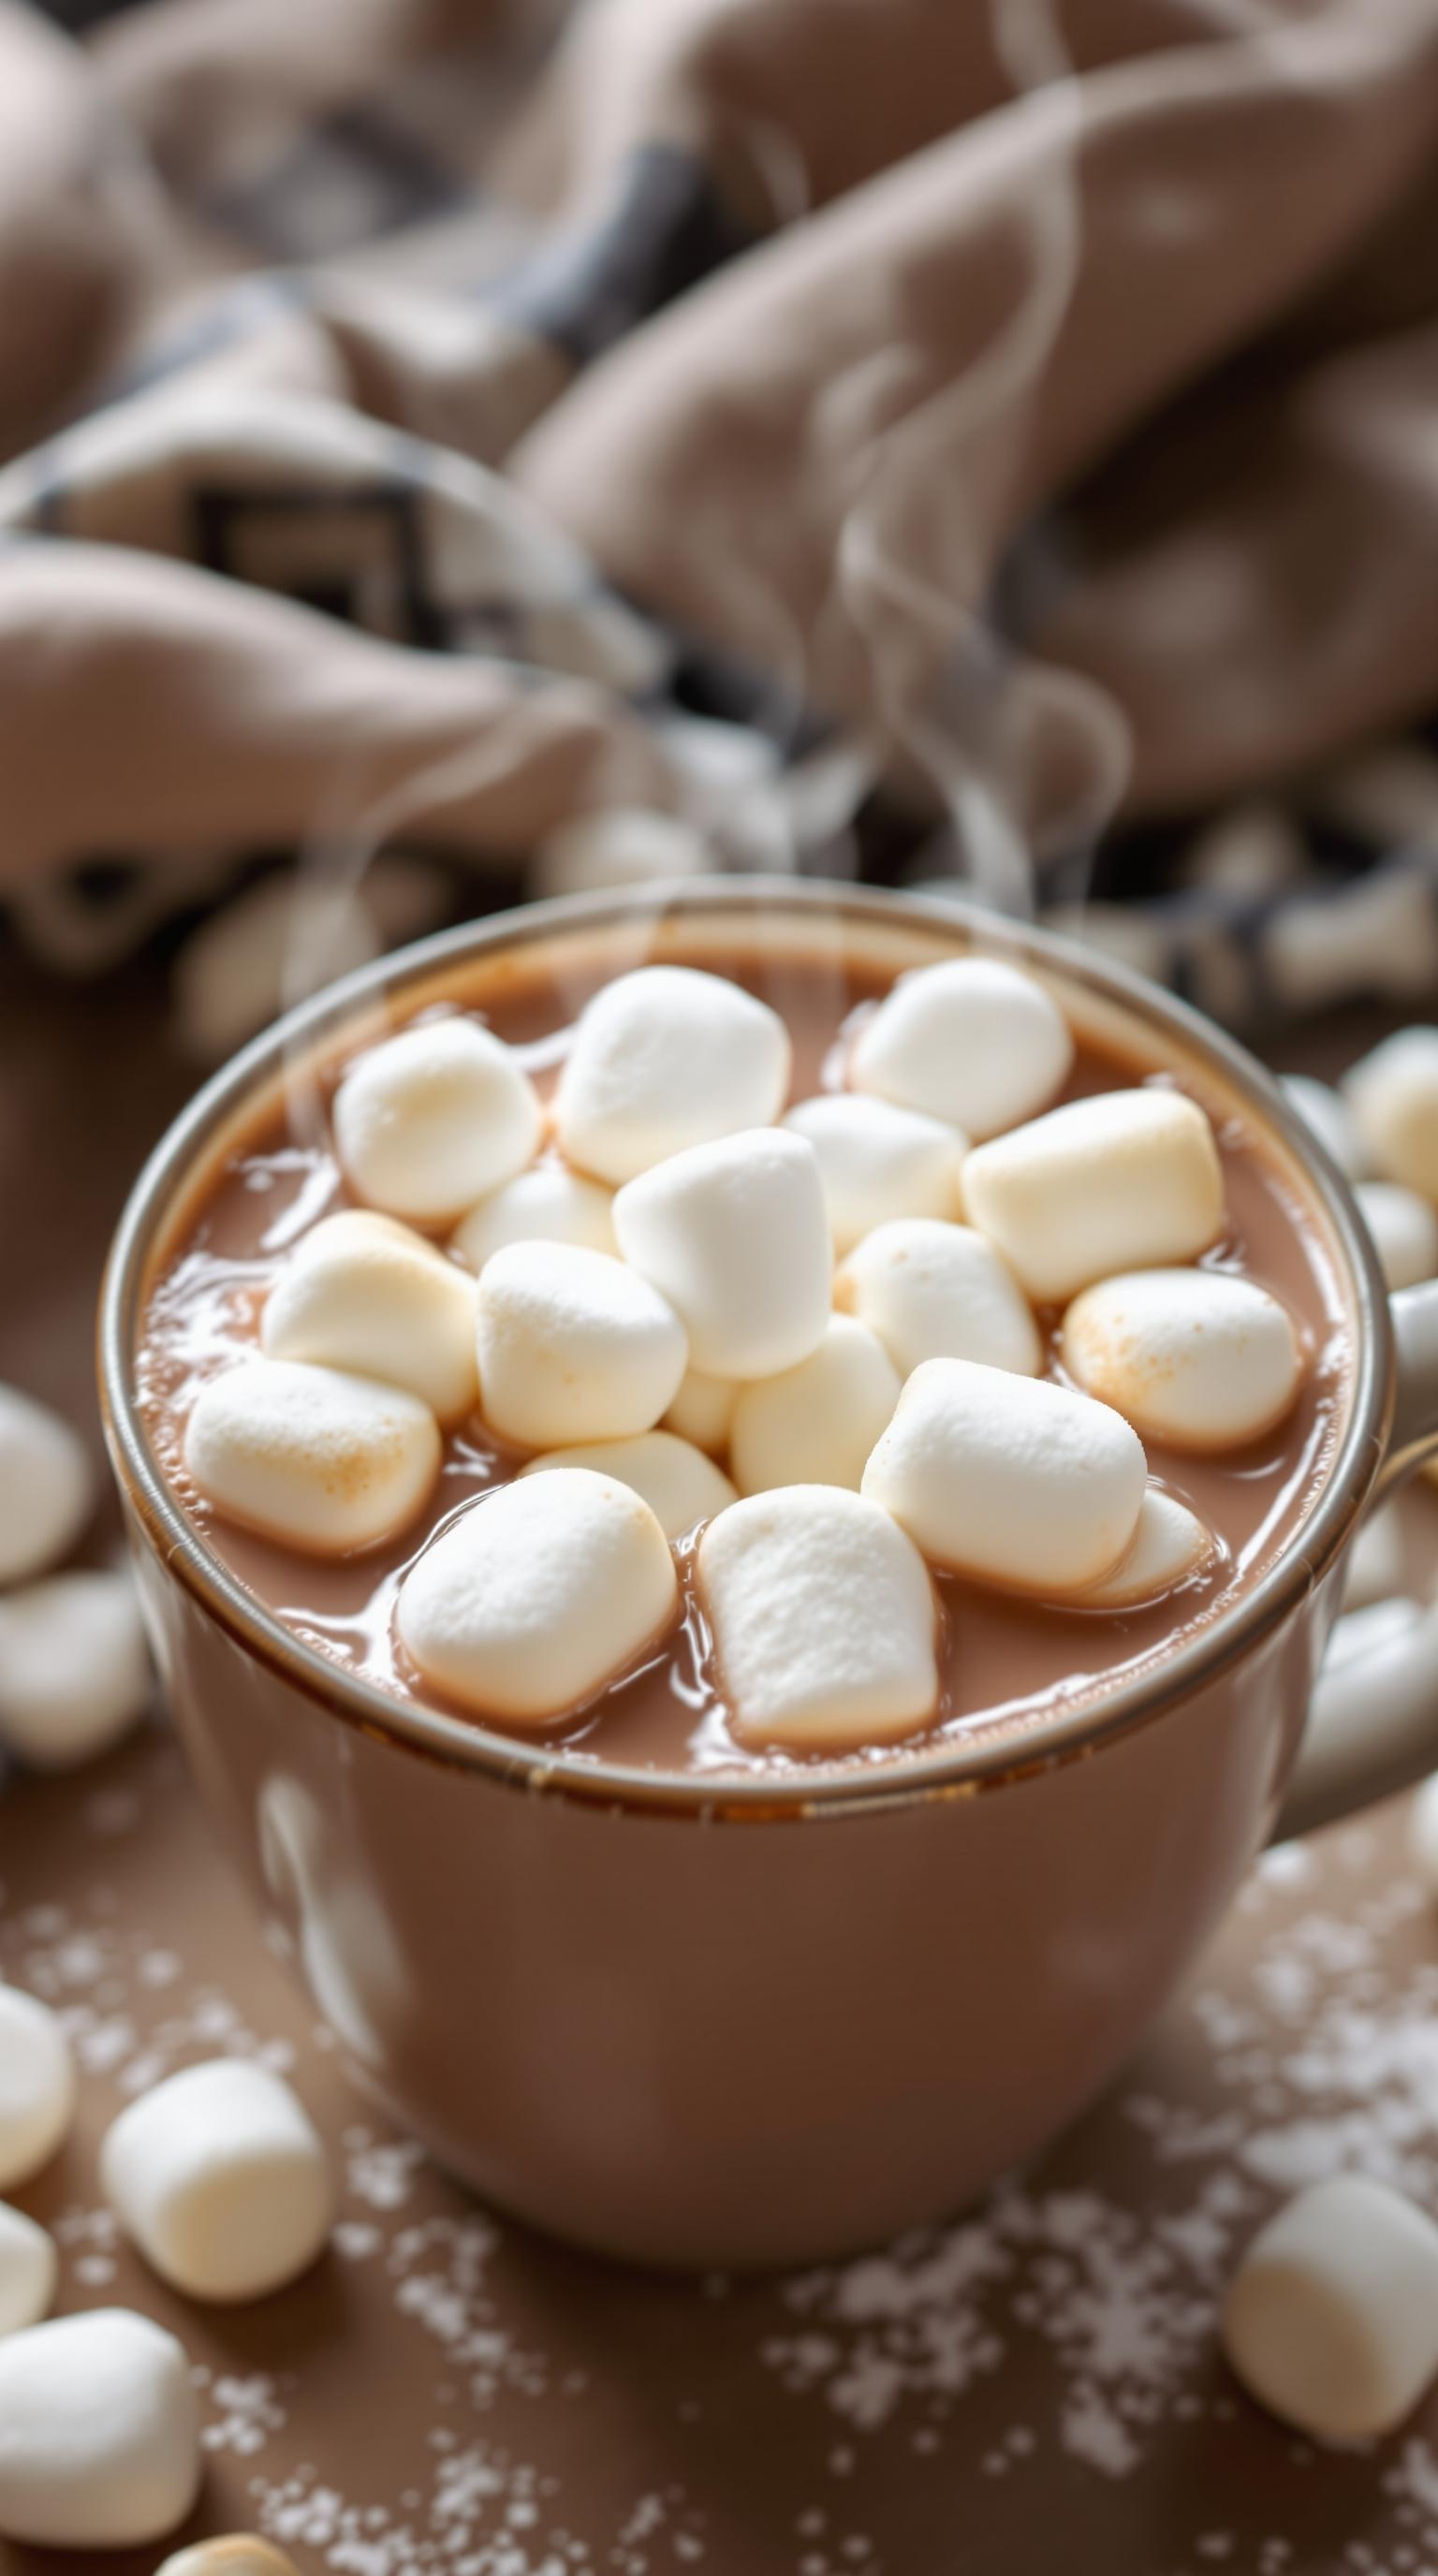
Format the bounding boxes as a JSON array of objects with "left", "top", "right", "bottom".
[
  {"left": 783, "top": 1092, "right": 965, "bottom": 1255},
  {"left": 0, "top": 1385, "right": 92, "bottom": 1585},
  {"left": 0, "top": 2308, "right": 200, "bottom": 2547},
  {"left": 1062, "top": 1269, "right": 1303, "bottom": 1454},
  {"left": 614, "top": 1128, "right": 831, "bottom": 1379},
  {"left": 1281, "top": 1075, "right": 1368, "bottom": 1182},
  {"left": 521, "top": 1430, "right": 735, "bottom": 1539},
  {"left": 1343, "top": 1027, "right": 1438, "bottom": 1199},
  {"left": 1076, "top": 1489, "right": 1212, "bottom": 1609},
  {"left": 1356, "top": 1180, "right": 1438, "bottom": 1293},
  {"left": 262, "top": 1209, "right": 478, "bottom": 1423},
  {"left": 452, "top": 1162, "right": 616, "bottom": 1270},
  {"left": 698, "top": 1486, "right": 938, "bottom": 1752},
  {"left": 102, "top": 2059, "right": 332, "bottom": 2303},
  {"left": 0, "top": 2204, "right": 55, "bottom": 2337},
  {"left": 835, "top": 1219, "right": 1040, "bottom": 1380},
  {"left": 1342, "top": 1501, "right": 1405, "bottom": 1614},
  {"left": 556, "top": 965, "right": 790, "bottom": 1185},
  {"left": 0, "top": 1985, "right": 75, "bottom": 2190},
  {"left": 158, "top": 2539, "right": 303, "bottom": 2576},
  {"left": 862, "top": 1357, "right": 1147, "bottom": 1595},
  {"left": 730, "top": 1317, "right": 901, "bottom": 1496},
  {"left": 476, "top": 1240, "right": 686, "bottom": 1448},
  {"left": 396, "top": 1471, "right": 677, "bottom": 1723},
  {"left": 962, "top": 1087, "right": 1225, "bottom": 1304},
  {"left": 664, "top": 1366, "right": 739, "bottom": 1456},
  {"left": 0, "top": 1569, "right": 152, "bottom": 1771},
  {"left": 333, "top": 1016, "right": 542, "bottom": 1222},
  {"left": 1223, "top": 2175, "right": 1438, "bottom": 2444},
  {"left": 184, "top": 1358, "right": 440, "bottom": 1554},
  {"left": 849, "top": 956, "right": 1073, "bottom": 1141}
]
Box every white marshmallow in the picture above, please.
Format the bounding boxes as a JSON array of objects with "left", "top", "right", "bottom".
[
  {"left": 476, "top": 1240, "right": 686, "bottom": 1449},
  {"left": 1410, "top": 1770, "right": 1438, "bottom": 1895},
  {"left": 1355, "top": 1180, "right": 1438, "bottom": 1293},
  {"left": 0, "top": 2204, "right": 55, "bottom": 2337},
  {"left": 862, "top": 1357, "right": 1146, "bottom": 1594},
  {"left": 614, "top": 1129, "right": 831, "bottom": 1379},
  {"left": 1343, "top": 1028, "right": 1438, "bottom": 1199},
  {"left": 102, "top": 2059, "right": 332, "bottom": 2303},
  {"left": 184, "top": 1358, "right": 440, "bottom": 1555},
  {"left": 849, "top": 957, "right": 1073, "bottom": 1141},
  {"left": 1280, "top": 1074, "right": 1368, "bottom": 1182},
  {"left": 333, "top": 1016, "right": 541, "bottom": 1222},
  {"left": 532, "top": 805, "right": 710, "bottom": 900},
  {"left": 520, "top": 1430, "right": 735, "bottom": 1540},
  {"left": 452, "top": 1162, "right": 616, "bottom": 1270},
  {"left": 783, "top": 1093, "right": 965, "bottom": 1255},
  {"left": 0, "top": 2308, "right": 200, "bottom": 2547},
  {"left": 158, "top": 2540, "right": 302, "bottom": 2576},
  {"left": 262, "top": 1209, "right": 478, "bottom": 1423},
  {"left": 664, "top": 1367, "right": 739, "bottom": 1456},
  {"left": 1223, "top": 2175, "right": 1438, "bottom": 2444},
  {"left": 396, "top": 1471, "right": 677, "bottom": 1723},
  {"left": 835, "top": 1219, "right": 1040, "bottom": 1380},
  {"left": 1062, "top": 1268, "right": 1303, "bottom": 1454},
  {"left": 1342, "top": 1501, "right": 1405, "bottom": 1614},
  {"left": 0, "top": 1385, "right": 92, "bottom": 1585},
  {"left": 698, "top": 1486, "right": 938, "bottom": 1752},
  {"left": 730, "top": 1317, "right": 901, "bottom": 1496},
  {"left": 1076, "top": 1489, "right": 1212, "bottom": 1608},
  {"left": 0, "top": 1569, "right": 152, "bottom": 1771},
  {"left": 556, "top": 965, "right": 790, "bottom": 1185},
  {"left": 962, "top": 1087, "right": 1225, "bottom": 1304},
  {"left": 0, "top": 1985, "right": 75, "bottom": 2190}
]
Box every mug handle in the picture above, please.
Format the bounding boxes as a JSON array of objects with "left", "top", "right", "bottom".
[{"left": 1274, "top": 1280, "right": 1438, "bottom": 1840}]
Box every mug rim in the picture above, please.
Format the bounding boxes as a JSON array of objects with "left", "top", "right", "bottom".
[{"left": 98, "top": 878, "right": 1391, "bottom": 1821}]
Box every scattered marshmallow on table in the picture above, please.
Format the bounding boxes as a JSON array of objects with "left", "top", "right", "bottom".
[
  {"left": 476, "top": 1240, "right": 686, "bottom": 1448},
  {"left": 835, "top": 1218, "right": 1040, "bottom": 1380},
  {"left": 158, "top": 2539, "right": 303, "bottom": 2576},
  {"left": 1343, "top": 1027, "right": 1438, "bottom": 1199},
  {"left": 397, "top": 1471, "right": 677, "bottom": 1724},
  {"left": 1355, "top": 1180, "right": 1438, "bottom": 1293},
  {"left": 0, "top": 1984, "right": 75, "bottom": 2191},
  {"left": 0, "top": 1384, "right": 92, "bottom": 1585},
  {"left": 698, "top": 1486, "right": 938, "bottom": 1752},
  {"left": 1062, "top": 1268, "right": 1303, "bottom": 1454},
  {"left": 1076, "top": 1489, "right": 1212, "bottom": 1608},
  {"left": 520, "top": 1429, "right": 735, "bottom": 1539},
  {"left": 849, "top": 956, "right": 1073, "bottom": 1141},
  {"left": 184, "top": 1358, "right": 441, "bottom": 1554},
  {"left": 262, "top": 1210, "right": 478, "bottom": 1423},
  {"left": 783, "top": 1092, "right": 965, "bottom": 1254},
  {"left": 664, "top": 1365, "right": 739, "bottom": 1457},
  {"left": 0, "top": 2203, "right": 55, "bottom": 2337},
  {"left": 1223, "top": 2174, "right": 1438, "bottom": 2444},
  {"left": 961, "top": 1087, "right": 1225, "bottom": 1304},
  {"left": 614, "top": 1128, "right": 831, "bottom": 1379},
  {"left": 0, "top": 1568, "right": 152, "bottom": 1770},
  {"left": 863, "top": 1357, "right": 1147, "bottom": 1595},
  {"left": 0, "top": 2308, "right": 200, "bottom": 2547},
  {"left": 333, "top": 1016, "right": 541, "bottom": 1222},
  {"left": 452, "top": 1162, "right": 616, "bottom": 1271},
  {"left": 1280, "top": 1074, "right": 1368, "bottom": 1181},
  {"left": 730, "top": 1316, "right": 900, "bottom": 1496},
  {"left": 102, "top": 2059, "right": 332, "bottom": 2303},
  {"left": 555, "top": 965, "right": 790, "bottom": 1185}
]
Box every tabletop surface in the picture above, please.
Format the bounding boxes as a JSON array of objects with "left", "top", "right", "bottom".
[{"left": 5, "top": 940, "right": 1438, "bottom": 2576}]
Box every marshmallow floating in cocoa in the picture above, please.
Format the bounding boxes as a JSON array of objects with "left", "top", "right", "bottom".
[
  {"left": 0, "top": 2309, "right": 200, "bottom": 2547},
  {"left": 334, "top": 1017, "right": 541, "bottom": 1222},
  {"left": 614, "top": 1128, "right": 831, "bottom": 1380},
  {"left": 1355, "top": 1180, "right": 1438, "bottom": 1293},
  {"left": 158, "top": 2539, "right": 303, "bottom": 2576},
  {"left": 261, "top": 1209, "right": 478, "bottom": 1424},
  {"left": 863, "top": 1357, "right": 1147, "bottom": 1595},
  {"left": 0, "top": 1984, "right": 75, "bottom": 2192},
  {"left": 1076, "top": 1489, "right": 1212, "bottom": 1609},
  {"left": 730, "top": 1316, "right": 900, "bottom": 1497},
  {"left": 835, "top": 1218, "right": 1040, "bottom": 1381},
  {"left": 0, "top": 1569, "right": 153, "bottom": 1771},
  {"left": 783, "top": 1092, "right": 965, "bottom": 1255},
  {"left": 849, "top": 956, "right": 1073, "bottom": 1141},
  {"left": 961, "top": 1087, "right": 1225, "bottom": 1304},
  {"left": 0, "top": 2203, "right": 55, "bottom": 2337},
  {"left": 1281, "top": 1074, "right": 1368, "bottom": 1181},
  {"left": 1223, "top": 2175, "right": 1438, "bottom": 2444},
  {"left": 1344, "top": 1027, "right": 1438, "bottom": 1199},
  {"left": 698, "top": 1486, "right": 938, "bottom": 1752},
  {"left": 452, "top": 1162, "right": 616, "bottom": 1271},
  {"left": 184, "top": 1358, "right": 441, "bottom": 1554},
  {"left": 520, "top": 1429, "right": 735, "bottom": 1539},
  {"left": 0, "top": 1385, "right": 92, "bottom": 1587},
  {"left": 1062, "top": 1269, "right": 1303, "bottom": 1453},
  {"left": 664, "top": 1366, "right": 739, "bottom": 1457},
  {"left": 102, "top": 2059, "right": 333, "bottom": 2303},
  {"left": 556, "top": 965, "right": 790, "bottom": 1185},
  {"left": 397, "top": 1470, "right": 677, "bottom": 1722},
  {"left": 476, "top": 1240, "right": 686, "bottom": 1449}
]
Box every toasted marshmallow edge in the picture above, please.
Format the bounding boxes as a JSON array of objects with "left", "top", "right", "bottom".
[
  {"left": 333, "top": 1016, "right": 542, "bottom": 1223},
  {"left": 730, "top": 1317, "right": 901, "bottom": 1496},
  {"left": 101, "top": 2060, "right": 333, "bottom": 2304},
  {"left": 262, "top": 1209, "right": 478, "bottom": 1424},
  {"left": 157, "top": 2538, "right": 303, "bottom": 2576},
  {"left": 0, "top": 1984, "right": 76, "bottom": 2193},
  {"left": 1343, "top": 1027, "right": 1438, "bottom": 1200},
  {"left": 0, "top": 2308, "right": 200, "bottom": 2548},
  {"left": 1075, "top": 1489, "right": 1212, "bottom": 1609},
  {"left": 0, "top": 1384, "right": 93, "bottom": 1587},
  {"left": 396, "top": 1471, "right": 678, "bottom": 1724},
  {"left": 664, "top": 1366, "right": 739, "bottom": 1457},
  {"left": 834, "top": 1218, "right": 1040, "bottom": 1381},
  {"left": 1062, "top": 1269, "right": 1303, "bottom": 1455},
  {"left": 555, "top": 964, "right": 791, "bottom": 1186},
  {"left": 452, "top": 1163, "right": 617, "bottom": 1270},
  {"left": 475, "top": 1239, "right": 687, "bottom": 1450},
  {"left": 613, "top": 1127, "right": 832, "bottom": 1380},
  {"left": 521, "top": 1430, "right": 736, "bottom": 1540},
  {"left": 183, "top": 1359, "right": 441, "bottom": 1557},
  {"left": 0, "top": 1569, "right": 153, "bottom": 1772},
  {"left": 783, "top": 1093, "right": 966, "bottom": 1255},
  {"left": 961, "top": 1088, "right": 1225, "bottom": 1306},
  {"left": 848, "top": 956, "right": 1074, "bottom": 1142},
  {"left": 1222, "top": 2175, "right": 1438, "bottom": 2445},
  {"left": 1355, "top": 1180, "right": 1438, "bottom": 1294},
  {"left": 698, "top": 1486, "right": 939, "bottom": 1753},
  {"left": 0, "top": 2203, "right": 57, "bottom": 2337}
]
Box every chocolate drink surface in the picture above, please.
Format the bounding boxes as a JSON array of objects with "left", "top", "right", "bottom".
[{"left": 136, "top": 935, "right": 1349, "bottom": 1778}]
